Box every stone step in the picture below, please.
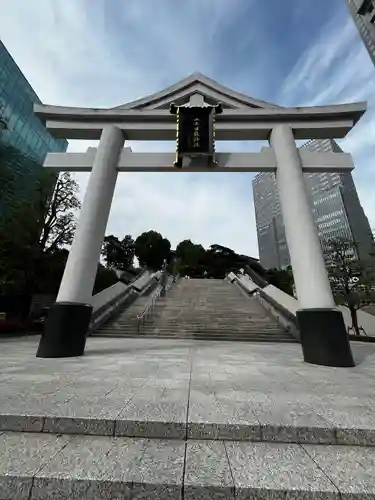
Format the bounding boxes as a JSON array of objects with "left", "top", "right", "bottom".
[
  {"left": 110, "top": 312, "right": 276, "bottom": 318},
  {"left": 110, "top": 315, "right": 275, "bottom": 320},
  {"left": 1, "top": 431, "right": 373, "bottom": 499},
  {"left": 94, "top": 328, "right": 291, "bottom": 335},
  {"left": 102, "top": 321, "right": 284, "bottom": 327},
  {"left": 96, "top": 328, "right": 288, "bottom": 334},
  {"left": 92, "top": 333, "right": 297, "bottom": 343},
  {"left": 0, "top": 401, "right": 369, "bottom": 444},
  {"left": 0, "top": 432, "right": 375, "bottom": 500},
  {"left": 97, "top": 331, "right": 288, "bottom": 337},
  {"left": 97, "top": 323, "right": 284, "bottom": 330},
  {"left": 95, "top": 329, "right": 290, "bottom": 335},
  {"left": 97, "top": 332, "right": 288, "bottom": 338},
  {"left": 148, "top": 323, "right": 279, "bottom": 328},
  {"left": 100, "top": 325, "right": 284, "bottom": 331},
  {"left": 96, "top": 278, "right": 294, "bottom": 343}
]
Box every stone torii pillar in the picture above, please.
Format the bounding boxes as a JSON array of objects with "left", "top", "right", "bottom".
[
  {"left": 37, "top": 125, "right": 125, "bottom": 358},
  {"left": 270, "top": 125, "right": 354, "bottom": 367}
]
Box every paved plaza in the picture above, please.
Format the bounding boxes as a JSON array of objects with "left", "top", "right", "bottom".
[
  {"left": 1, "top": 336, "right": 375, "bottom": 442},
  {"left": 1, "top": 336, "right": 375, "bottom": 498}
]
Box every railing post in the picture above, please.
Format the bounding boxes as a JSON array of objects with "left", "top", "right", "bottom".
[{"left": 160, "top": 259, "right": 168, "bottom": 297}]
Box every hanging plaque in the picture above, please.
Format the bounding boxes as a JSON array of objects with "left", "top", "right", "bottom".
[{"left": 170, "top": 103, "right": 222, "bottom": 168}]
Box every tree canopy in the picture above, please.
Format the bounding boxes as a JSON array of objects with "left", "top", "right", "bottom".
[
  {"left": 102, "top": 234, "right": 135, "bottom": 271},
  {"left": 175, "top": 239, "right": 206, "bottom": 277},
  {"left": 173, "top": 240, "right": 265, "bottom": 279},
  {"left": 324, "top": 237, "right": 375, "bottom": 335},
  {"left": 38, "top": 172, "right": 81, "bottom": 253},
  {"left": 134, "top": 230, "right": 171, "bottom": 270},
  {"left": 265, "top": 267, "right": 294, "bottom": 296},
  {"left": 0, "top": 145, "right": 82, "bottom": 295}
]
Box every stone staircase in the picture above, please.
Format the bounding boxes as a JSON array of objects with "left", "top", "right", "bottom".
[
  {"left": 93, "top": 278, "right": 296, "bottom": 343},
  {"left": 93, "top": 285, "right": 160, "bottom": 337}
]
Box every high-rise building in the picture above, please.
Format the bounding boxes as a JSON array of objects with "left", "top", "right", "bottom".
[
  {"left": 253, "top": 139, "right": 373, "bottom": 269},
  {"left": 347, "top": 0, "right": 375, "bottom": 65},
  {"left": 252, "top": 171, "right": 290, "bottom": 270},
  {"left": 0, "top": 40, "right": 67, "bottom": 205}
]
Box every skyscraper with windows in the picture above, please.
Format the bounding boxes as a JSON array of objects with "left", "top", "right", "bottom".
[
  {"left": 252, "top": 171, "right": 290, "bottom": 270},
  {"left": 253, "top": 139, "right": 373, "bottom": 269},
  {"left": 0, "top": 40, "right": 67, "bottom": 206},
  {"left": 347, "top": 0, "right": 375, "bottom": 65}
]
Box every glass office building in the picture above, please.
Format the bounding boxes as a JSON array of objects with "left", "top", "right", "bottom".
[
  {"left": 253, "top": 139, "right": 373, "bottom": 269},
  {"left": 0, "top": 40, "right": 67, "bottom": 204}
]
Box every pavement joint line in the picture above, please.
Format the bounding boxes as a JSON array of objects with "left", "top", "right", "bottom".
[
  {"left": 26, "top": 476, "right": 34, "bottom": 500},
  {"left": 223, "top": 440, "right": 236, "bottom": 499},
  {"left": 40, "top": 416, "right": 46, "bottom": 433},
  {"left": 184, "top": 347, "right": 194, "bottom": 442},
  {"left": 181, "top": 441, "right": 188, "bottom": 500},
  {"left": 299, "top": 443, "right": 342, "bottom": 495}
]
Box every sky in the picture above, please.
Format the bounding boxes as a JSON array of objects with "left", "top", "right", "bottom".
[{"left": 1, "top": 0, "right": 375, "bottom": 257}]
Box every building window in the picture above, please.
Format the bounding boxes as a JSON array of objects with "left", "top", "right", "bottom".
[{"left": 358, "top": 0, "right": 374, "bottom": 15}]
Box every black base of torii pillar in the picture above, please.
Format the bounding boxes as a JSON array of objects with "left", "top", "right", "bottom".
[
  {"left": 36, "top": 302, "right": 92, "bottom": 358},
  {"left": 297, "top": 309, "right": 354, "bottom": 368}
]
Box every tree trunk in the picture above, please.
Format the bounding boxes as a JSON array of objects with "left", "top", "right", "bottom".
[{"left": 350, "top": 307, "right": 361, "bottom": 336}]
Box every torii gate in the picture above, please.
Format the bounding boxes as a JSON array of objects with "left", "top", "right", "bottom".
[{"left": 34, "top": 73, "right": 366, "bottom": 367}]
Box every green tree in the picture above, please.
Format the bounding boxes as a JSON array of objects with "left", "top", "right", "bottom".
[
  {"left": 38, "top": 172, "right": 81, "bottom": 252},
  {"left": 174, "top": 239, "right": 264, "bottom": 279},
  {"left": 202, "top": 244, "right": 260, "bottom": 279},
  {"left": 265, "top": 267, "right": 294, "bottom": 296},
  {"left": 102, "top": 234, "right": 135, "bottom": 271},
  {"left": 175, "top": 239, "right": 205, "bottom": 276},
  {"left": 135, "top": 230, "right": 171, "bottom": 270},
  {"left": 325, "top": 237, "right": 375, "bottom": 336},
  {"left": 0, "top": 148, "right": 81, "bottom": 295}
]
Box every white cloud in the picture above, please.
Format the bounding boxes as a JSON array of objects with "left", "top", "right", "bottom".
[
  {"left": 281, "top": 15, "right": 356, "bottom": 100},
  {"left": 1, "top": 0, "right": 374, "bottom": 263},
  {"left": 1, "top": 0, "right": 260, "bottom": 258},
  {"left": 281, "top": 8, "right": 375, "bottom": 229}
]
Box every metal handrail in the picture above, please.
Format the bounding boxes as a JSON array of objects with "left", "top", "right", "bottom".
[
  {"left": 88, "top": 268, "right": 149, "bottom": 330},
  {"left": 136, "top": 274, "right": 178, "bottom": 333}
]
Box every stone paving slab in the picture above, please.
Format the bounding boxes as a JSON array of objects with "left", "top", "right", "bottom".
[
  {"left": 251, "top": 401, "right": 337, "bottom": 445},
  {"left": 1, "top": 337, "right": 375, "bottom": 446},
  {"left": 225, "top": 441, "right": 340, "bottom": 499},
  {"left": 184, "top": 440, "right": 235, "bottom": 500},
  {"left": 42, "top": 394, "right": 133, "bottom": 436},
  {"left": 3, "top": 431, "right": 375, "bottom": 499},
  {"left": 302, "top": 443, "right": 375, "bottom": 499},
  {"left": 0, "top": 431, "right": 71, "bottom": 500},
  {"left": 187, "top": 395, "right": 262, "bottom": 441}
]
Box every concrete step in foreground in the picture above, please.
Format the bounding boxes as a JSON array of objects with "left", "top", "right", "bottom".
[
  {"left": 1, "top": 431, "right": 374, "bottom": 499},
  {"left": 0, "top": 405, "right": 372, "bottom": 446}
]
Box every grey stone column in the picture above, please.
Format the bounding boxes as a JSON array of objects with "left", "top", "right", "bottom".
[
  {"left": 269, "top": 124, "right": 354, "bottom": 368},
  {"left": 37, "top": 125, "right": 125, "bottom": 358}
]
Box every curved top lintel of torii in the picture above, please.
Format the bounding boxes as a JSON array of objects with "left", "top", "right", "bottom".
[
  {"left": 33, "top": 72, "right": 367, "bottom": 141},
  {"left": 112, "top": 72, "right": 282, "bottom": 111}
]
